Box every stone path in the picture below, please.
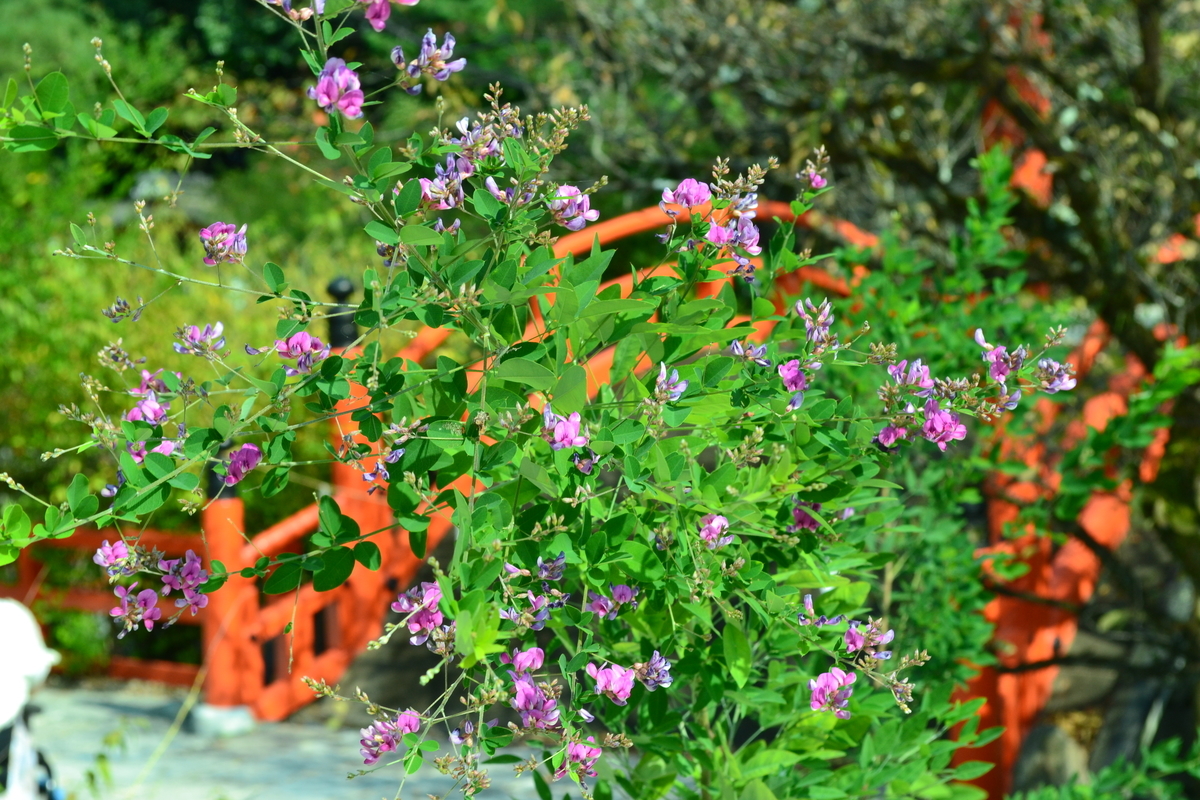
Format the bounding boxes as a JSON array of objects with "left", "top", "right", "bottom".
[{"left": 28, "top": 682, "right": 533, "bottom": 800}]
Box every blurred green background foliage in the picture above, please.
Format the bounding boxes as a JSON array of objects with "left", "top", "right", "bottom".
[{"left": 3, "top": 1, "right": 1200, "bottom": 795}]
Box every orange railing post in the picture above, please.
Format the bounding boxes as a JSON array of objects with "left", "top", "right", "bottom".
[{"left": 200, "top": 455, "right": 260, "bottom": 708}]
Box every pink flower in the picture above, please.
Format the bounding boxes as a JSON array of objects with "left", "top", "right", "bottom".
[
  {"left": 391, "top": 581, "right": 444, "bottom": 645},
  {"left": 555, "top": 737, "right": 603, "bottom": 781},
  {"left": 547, "top": 185, "right": 600, "bottom": 231},
  {"left": 501, "top": 646, "right": 545, "bottom": 675},
  {"left": 273, "top": 331, "right": 331, "bottom": 375},
  {"left": 397, "top": 708, "right": 421, "bottom": 735},
  {"left": 307, "top": 58, "right": 364, "bottom": 119},
  {"left": 125, "top": 393, "right": 169, "bottom": 424},
  {"left": 198, "top": 222, "right": 247, "bottom": 266},
  {"left": 510, "top": 674, "right": 560, "bottom": 729},
  {"left": 586, "top": 662, "right": 636, "bottom": 705},
  {"left": 920, "top": 398, "right": 967, "bottom": 451},
  {"left": 660, "top": 178, "right": 711, "bottom": 210},
  {"left": 110, "top": 582, "right": 163, "bottom": 638},
  {"left": 809, "top": 667, "right": 856, "bottom": 719},
  {"left": 224, "top": 444, "right": 263, "bottom": 486},
  {"left": 542, "top": 404, "right": 588, "bottom": 450},
  {"left": 698, "top": 514, "right": 733, "bottom": 550},
  {"left": 93, "top": 539, "right": 129, "bottom": 572},
  {"left": 361, "top": 0, "right": 420, "bottom": 33},
  {"left": 779, "top": 359, "right": 808, "bottom": 393}
]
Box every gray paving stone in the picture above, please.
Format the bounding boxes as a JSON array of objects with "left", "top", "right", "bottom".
[{"left": 28, "top": 685, "right": 535, "bottom": 800}]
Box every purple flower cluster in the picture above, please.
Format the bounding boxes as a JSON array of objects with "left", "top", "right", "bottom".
[
  {"left": 974, "top": 329, "right": 1030, "bottom": 391},
  {"left": 359, "top": 709, "right": 421, "bottom": 766},
  {"left": 411, "top": 154, "right": 471, "bottom": 210},
  {"left": 391, "top": 29, "right": 466, "bottom": 93},
  {"left": 655, "top": 362, "right": 689, "bottom": 402},
  {"left": 920, "top": 398, "right": 968, "bottom": 451},
  {"left": 391, "top": 581, "right": 444, "bottom": 645},
  {"left": 707, "top": 216, "right": 763, "bottom": 279},
  {"left": 307, "top": 58, "right": 364, "bottom": 119},
  {"left": 844, "top": 618, "right": 895, "bottom": 662},
  {"left": 547, "top": 185, "right": 600, "bottom": 231},
  {"left": 159, "top": 549, "right": 209, "bottom": 616},
  {"left": 542, "top": 404, "right": 588, "bottom": 451},
  {"left": 510, "top": 652, "right": 560, "bottom": 730},
  {"left": 128, "top": 437, "right": 180, "bottom": 464},
  {"left": 633, "top": 650, "right": 673, "bottom": 691},
  {"left": 224, "top": 443, "right": 263, "bottom": 486},
  {"left": 174, "top": 322, "right": 226, "bottom": 357},
  {"left": 586, "top": 662, "right": 636, "bottom": 705},
  {"left": 809, "top": 667, "right": 856, "bottom": 719},
  {"left": 660, "top": 178, "right": 712, "bottom": 214},
  {"left": 788, "top": 501, "right": 822, "bottom": 533},
  {"left": 110, "top": 582, "right": 162, "bottom": 638},
  {"left": 796, "top": 297, "right": 837, "bottom": 357},
  {"left": 537, "top": 552, "right": 566, "bottom": 582},
  {"left": 275, "top": 331, "right": 331, "bottom": 375},
  {"left": 731, "top": 339, "right": 772, "bottom": 367},
  {"left": 779, "top": 359, "right": 808, "bottom": 410},
  {"left": 93, "top": 539, "right": 133, "bottom": 578},
  {"left": 361, "top": 0, "right": 418, "bottom": 31},
  {"left": 500, "top": 591, "right": 557, "bottom": 631},
  {"left": 125, "top": 393, "right": 168, "bottom": 425},
  {"left": 555, "top": 737, "right": 603, "bottom": 782},
  {"left": 585, "top": 584, "right": 639, "bottom": 619},
  {"left": 888, "top": 359, "right": 934, "bottom": 396},
  {"left": 198, "top": 222, "right": 247, "bottom": 266},
  {"left": 1035, "top": 357, "right": 1077, "bottom": 394},
  {"left": 484, "top": 176, "right": 535, "bottom": 206},
  {"left": 698, "top": 513, "right": 734, "bottom": 550},
  {"left": 796, "top": 593, "right": 846, "bottom": 627}
]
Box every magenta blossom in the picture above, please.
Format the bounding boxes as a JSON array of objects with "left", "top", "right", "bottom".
[
  {"left": 586, "top": 662, "right": 636, "bottom": 705},
  {"left": 391, "top": 581, "right": 444, "bottom": 645},
  {"left": 307, "top": 58, "right": 364, "bottom": 119},
  {"left": 888, "top": 359, "right": 934, "bottom": 396},
  {"left": 660, "top": 178, "right": 712, "bottom": 212},
  {"left": 586, "top": 591, "right": 616, "bottom": 619},
  {"left": 699, "top": 513, "right": 734, "bottom": 549},
  {"left": 555, "top": 737, "right": 603, "bottom": 782},
  {"left": 359, "top": 709, "right": 420, "bottom": 766},
  {"left": 1036, "top": 358, "right": 1077, "bottom": 394},
  {"left": 159, "top": 549, "right": 209, "bottom": 616},
  {"left": 93, "top": 539, "right": 130, "bottom": 576},
  {"left": 810, "top": 667, "right": 856, "bottom": 719},
  {"left": 611, "top": 584, "right": 639, "bottom": 609},
  {"left": 361, "top": 0, "right": 419, "bottom": 31},
  {"left": 223, "top": 443, "right": 262, "bottom": 486},
  {"left": 125, "top": 393, "right": 169, "bottom": 425},
  {"left": 920, "top": 398, "right": 967, "bottom": 451},
  {"left": 845, "top": 619, "right": 895, "bottom": 661},
  {"left": 547, "top": 185, "right": 600, "bottom": 231},
  {"left": 788, "top": 501, "right": 822, "bottom": 533},
  {"left": 542, "top": 404, "right": 588, "bottom": 450},
  {"left": 501, "top": 646, "right": 544, "bottom": 675},
  {"left": 271, "top": 331, "right": 331, "bottom": 375},
  {"left": 511, "top": 674, "right": 560, "bottom": 729},
  {"left": 199, "top": 222, "right": 247, "bottom": 266},
  {"left": 127, "top": 438, "right": 179, "bottom": 465},
  {"left": 779, "top": 358, "right": 808, "bottom": 409},
  {"left": 174, "top": 322, "right": 226, "bottom": 357},
  {"left": 132, "top": 369, "right": 179, "bottom": 397},
  {"left": 706, "top": 215, "right": 762, "bottom": 257},
  {"left": 110, "top": 582, "right": 163, "bottom": 638},
  {"left": 875, "top": 425, "right": 909, "bottom": 449}
]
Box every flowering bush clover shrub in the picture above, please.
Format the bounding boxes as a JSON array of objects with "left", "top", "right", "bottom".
[{"left": 0, "top": 3, "right": 1082, "bottom": 799}]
